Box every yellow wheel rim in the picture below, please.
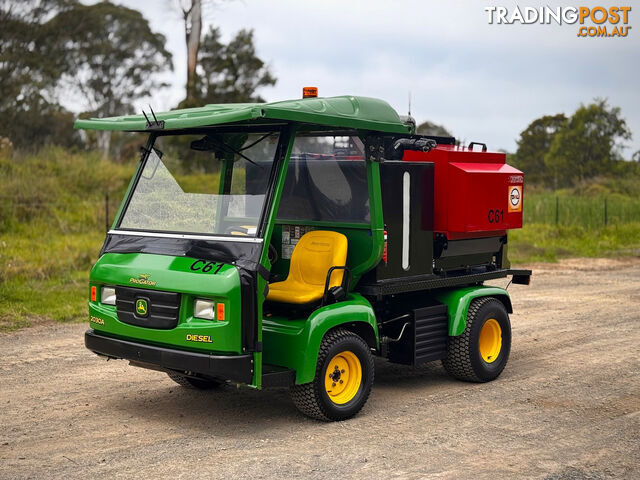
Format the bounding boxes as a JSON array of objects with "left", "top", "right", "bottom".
[
  {"left": 324, "top": 351, "right": 362, "bottom": 404},
  {"left": 479, "top": 318, "right": 502, "bottom": 363}
]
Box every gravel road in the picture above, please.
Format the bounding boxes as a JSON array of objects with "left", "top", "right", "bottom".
[{"left": 1, "top": 258, "right": 638, "bottom": 480}]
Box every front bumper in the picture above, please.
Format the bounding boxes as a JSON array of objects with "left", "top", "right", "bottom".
[{"left": 85, "top": 329, "right": 254, "bottom": 384}]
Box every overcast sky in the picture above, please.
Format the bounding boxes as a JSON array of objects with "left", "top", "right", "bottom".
[{"left": 106, "top": 0, "right": 639, "bottom": 156}]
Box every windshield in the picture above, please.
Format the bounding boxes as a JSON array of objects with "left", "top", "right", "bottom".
[{"left": 117, "top": 132, "right": 281, "bottom": 237}]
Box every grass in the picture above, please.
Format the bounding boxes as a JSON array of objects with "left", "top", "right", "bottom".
[
  {"left": 0, "top": 146, "right": 228, "bottom": 332},
  {"left": 509, "top": 223, "right": 640, "bottom": 263},
  {"left": 0, "top": 147, "right": 134, "bottom": 331},
  {"left": 1, "top": 146, "right": 639, "bottom": 331},
  {"left": 511, "top": 189, "right": 640, "bottom": 262},
  {"left": 524, "top": 193, "right": 640, "bottom": 228}
]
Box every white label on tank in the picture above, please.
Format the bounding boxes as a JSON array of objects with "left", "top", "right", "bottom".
[{"left": 402, "top": 171, "right": 410, "bottom": 271}]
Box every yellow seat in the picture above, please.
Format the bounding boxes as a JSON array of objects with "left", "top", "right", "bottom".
[{"left": 267, "top": 230, "right": 348, "bottom": 304}]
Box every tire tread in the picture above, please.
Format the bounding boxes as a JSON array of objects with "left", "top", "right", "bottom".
[
  {"left": 442, "top": 296, "right": 501, "bottom": 382},
  {"left": 290, "top": 329, "right": 374, "bottom": 421}
]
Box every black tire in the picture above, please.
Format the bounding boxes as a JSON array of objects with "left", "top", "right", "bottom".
[
  {"left": 290, "top": 329, "right": 374, "bottom": 421},
  {"left": 442, "top": 297, "right": 511, "bottom": 382},
  {"left": 166, "top": 371, "right": 224, "bottom": 390}
]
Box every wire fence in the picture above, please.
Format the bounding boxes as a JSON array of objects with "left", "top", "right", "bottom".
[
  {"left": 525, "top": 195, "right": 640, "bottom": 228},
  {"left": 2, "top": 194, "right": 640, "bottom": 233}
]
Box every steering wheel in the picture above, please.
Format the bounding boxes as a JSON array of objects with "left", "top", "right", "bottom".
[
  {"left": 268, "top": 243, "right": 278, "bottom": 265},
  {"left": 223, "top": 225, "right": 278, "bottom": 265},
  {"left": 224, "top": 225, "right": 251, "bottom": 235}
]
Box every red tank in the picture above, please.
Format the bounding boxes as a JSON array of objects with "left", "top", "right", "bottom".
[{"left": 402, "top": 144, "right": 524, "bottom": 240}]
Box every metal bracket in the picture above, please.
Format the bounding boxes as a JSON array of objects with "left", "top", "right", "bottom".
[
  {"left": 142, "top": 105, "right": 165, "bottom": 130},
  {"left": 364, "top": 136, "right": 385, "bottom": 163}
]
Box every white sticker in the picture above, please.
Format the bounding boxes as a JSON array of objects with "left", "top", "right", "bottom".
[{"left": 282, "top": 244, "right": 295, "bottom": 260}]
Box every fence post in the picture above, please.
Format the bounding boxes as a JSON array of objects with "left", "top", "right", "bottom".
[
  {"left": 105, "top": 192, "right": 109, "bottom": 233},
  {"left": 555, "top": 196, "right": 559, "bottom": 226},
  {"left": 604, "top": 197, "right": 608, "bottom": 226}
]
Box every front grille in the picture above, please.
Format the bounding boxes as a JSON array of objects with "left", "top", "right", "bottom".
[{"left": 115, "top": 286, "right": 181, "bottom": 330}]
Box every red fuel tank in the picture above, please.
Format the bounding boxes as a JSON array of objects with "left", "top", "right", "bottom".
[{"left": 403, "top": 144, "right": 523, "bottom": 238}]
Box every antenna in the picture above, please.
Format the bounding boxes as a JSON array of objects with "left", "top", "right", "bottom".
[
  {"left": 142, "top": 105, "right": 165, "bottom": 130},
  {"left": 142, "top": 109, "right": 151, "bottom": 125},
  {"left": 408, "top": 91, "right": 412, "bottom": 116},
  {"left": 149, "top": 104, "right": 159, "bottom": 125}
]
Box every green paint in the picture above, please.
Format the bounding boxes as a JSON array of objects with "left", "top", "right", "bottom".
[
  {"left": 262, "top": 293, "right": 379, "bottom": 384},
  {"left": 89, "top": 252, "right": 244, "bottom": 354},
  {"left": 74, "top": 96, "right": 412, "bottom": 134},
  {"left": 80, "top": 97, "right": 523, "bottom": 393},
  {"left": 360, "top": 157, "right": 385, "bottom": 277},
  {"left": 251, "top": 128, "right": 297, "bottom": 387},
  {"left": 433, "top": 286, "right": 512, "bottom": 337}
]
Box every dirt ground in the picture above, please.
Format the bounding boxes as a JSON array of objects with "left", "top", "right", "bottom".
[{"left": 0, "top": 258, "right": 638, "bottom": 480}]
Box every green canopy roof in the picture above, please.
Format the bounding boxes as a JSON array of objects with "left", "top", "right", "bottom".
[{"left": 74, "top": 95, "right": 412, "bottom": 134}]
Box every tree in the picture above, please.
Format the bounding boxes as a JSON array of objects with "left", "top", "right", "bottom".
[
  {"left": 178, "top": 0, "right": 202, "bottom": 103},
  {"left": 416, "top": 121, "right": 452, "bottom": 137},
  {"left": 194, "top": 27, "right": 276, "bottom": 104},
  {"left": 174, "top": 1, "right": 276, "bottom": 107},
  {"left": 0, "top": 0, "right": 81, "bottom": 149},
  {"left": 512, "top": 114, "right": 567, "bottom": 185},
  {"left": 545, "top": 99, "right": 632, "bottom": 187},
  {"left": 49, "top": 1, "right": 173, "bottom": 154}
]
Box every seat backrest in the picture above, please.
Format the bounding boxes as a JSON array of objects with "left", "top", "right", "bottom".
[{"left": 289, "top": 230, "right": 348, "bottom": 288}]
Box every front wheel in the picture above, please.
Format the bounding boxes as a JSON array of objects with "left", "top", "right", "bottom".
[
  {"left": 290, "top": 329, "right": 374, "bottom": 421},
  {"left": 442, "top": 297, "right": 511, "bottom": 382}
]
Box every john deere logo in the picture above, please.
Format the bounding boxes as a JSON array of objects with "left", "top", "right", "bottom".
[
  {"left": 129, "top": 273, "right": 156, "bottom": 286},
  {"left": 135, "top": 299, "right": 148, "bottom": 317}
]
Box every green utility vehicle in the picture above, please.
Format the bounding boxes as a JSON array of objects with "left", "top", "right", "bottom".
[{"left": 80, "top": 91, "right": 530, "bottom": 421}]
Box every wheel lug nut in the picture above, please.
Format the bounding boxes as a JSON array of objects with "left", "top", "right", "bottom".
[
  {"left": 332, "top": 382, "right": 336, "bottom": 387},
  {"left": 339, "top": 380, "right": 343, "bottom": 384},
  {"left": 341, "top": 369, "right": 345, "bottom": 373}
]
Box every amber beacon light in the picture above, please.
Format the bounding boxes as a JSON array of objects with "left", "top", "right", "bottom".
[{"left": 302, "top": 87, "right": 318, "bottom": 98}]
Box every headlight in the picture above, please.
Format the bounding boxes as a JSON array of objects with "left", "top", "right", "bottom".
[
  {"left": 194, "top": 299, "right": 215, "bottom": 320},
  {"left": 101, "top": 286, "right": 116, "bottom": 306}
]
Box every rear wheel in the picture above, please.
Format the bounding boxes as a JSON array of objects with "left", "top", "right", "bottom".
[
  {"left": 442, "top": 297, "right": 511, "bottom": 382},
  {"left": 166, "top": 371, "right": 224, "bottom": 390},
  {"left": 290, "top": 329, "right": 374, "bottom": 421}
]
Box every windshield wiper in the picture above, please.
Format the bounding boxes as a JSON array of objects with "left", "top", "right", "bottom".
[
  {"left": 213, "top": 140, "right": 264, "bottom": 170},
  {"left": 239, "top": 132, "right": 275, "bottom": 152},
  {"left": 191, "top": 132, "right": 276, "bottom": 169}
]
